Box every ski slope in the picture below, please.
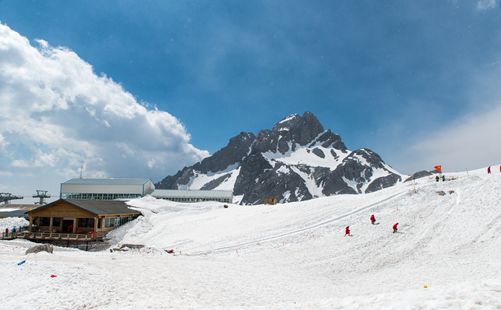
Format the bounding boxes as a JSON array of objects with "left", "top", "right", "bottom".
[{"left": 0, "top": 168, "right": 500, "bottom": 309}]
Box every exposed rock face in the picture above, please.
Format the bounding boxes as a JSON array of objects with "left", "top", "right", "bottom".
[
  {"left": 156, "top": 132, "right": 255, "bottom": 189},
  {"left": 25, "top": 244, "right": 53, "bottom": 255},
  {"left": 156, "top": 112, "right": 403, "bottom": 204},
  {"left": 404, "top": 170, "right": 434, "bottom": 182}
]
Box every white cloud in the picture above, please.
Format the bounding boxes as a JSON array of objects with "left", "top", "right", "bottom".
[
  {"left": 0, "top": 24, "right": 208, "bottom": 198},
  {"left": 477, "top": 0, "right": 498, "bottom": 10},
  {"left": 400, "top": 103, "right": 501, "bottom": 173}
]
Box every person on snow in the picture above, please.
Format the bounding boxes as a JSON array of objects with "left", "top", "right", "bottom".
[
  {"left": 370, "top": 214, "right": 376, "bottom": 225},
  {"left": 5, "top": 227, "right": 9, "bottom": 237},
  {"left": 487, "top": 166, "right": 491, "bottom": 174},
  {"left": 435, "top": 175, "right": 440, "bottom": 182},
  {"left": 392, "top": 223, "right": 399, "bottom": 233},
  {"left": 345, "top": 226, "right": 351, "bottom": 237}
]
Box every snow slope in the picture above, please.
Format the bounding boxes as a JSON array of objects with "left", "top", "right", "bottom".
[{"left": 0, "top": 168, "right": 500, "bottom": 309}]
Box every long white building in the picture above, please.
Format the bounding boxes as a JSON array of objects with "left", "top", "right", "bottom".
[
  {"left": 152, "top": 189, "right": 233, "bottom": 203},
  {"left": 60, "top": 178, "right": 155, "bottom": 200}
]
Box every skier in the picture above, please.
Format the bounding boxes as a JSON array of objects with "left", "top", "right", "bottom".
[
  {"left": 370, "top": 214, "right": 376, "bottom": 225},
  {"left": 392, "top": 223, "right": 399, "bottom": 233},
  {"left": 435, "top": 175, "right": 440, "bottom": 182},
  {"left": 344, "top": 226, "right": 351, "bottom": 237},
  {"left": 488, "top": 166, "right": 491, "bottom": 174},
  {"left": 5, "top": 227, "right": 9, "bottom": 237},
  {"left": 442, "top": 175, "right": 446, "bottom": 182}
]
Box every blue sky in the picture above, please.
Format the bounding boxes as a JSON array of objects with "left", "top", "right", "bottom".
[{"left": 1, "top": 0, "right": 501, "bottom": 198}]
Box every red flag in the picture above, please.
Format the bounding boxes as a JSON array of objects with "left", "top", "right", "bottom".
[{"left": 434, "top": 165, "right": 442, "bottom": 173}]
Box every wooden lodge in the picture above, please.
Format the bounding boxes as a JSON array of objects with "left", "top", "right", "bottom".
[{"left": 21, "top": 199, "right": 141, "bottom": 242}]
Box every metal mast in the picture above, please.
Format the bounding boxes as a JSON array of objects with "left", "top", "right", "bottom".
[
  {"left": 32, "top": 190, "right": 51, "bottom": 205},
  {"left": 0, "top": 193, "right": 24, "bottom": 205}
]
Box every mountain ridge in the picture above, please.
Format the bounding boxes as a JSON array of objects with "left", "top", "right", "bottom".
[{"left": 157, "top": 112, "right": 404, "bottom": 204}]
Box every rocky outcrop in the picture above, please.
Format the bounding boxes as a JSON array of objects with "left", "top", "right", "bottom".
[
  {"left": 404, "top": 170, "right": 434, "bottom": 182},
  {"left": 157, "top": 112, "right": 403, "bottom": 204}
]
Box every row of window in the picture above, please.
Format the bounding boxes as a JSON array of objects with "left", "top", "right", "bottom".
[
  {"left": 104, "top": 216, "right": 133, "bottom": 228},
  {"left": 61, "top": 193, "right": 142, "bottom": 200},
  {"left": 36, "top": 216, "right": 135, "bottom": 228}
]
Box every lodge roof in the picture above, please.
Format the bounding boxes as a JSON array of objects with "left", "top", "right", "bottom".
[
  {"left": 28, "top": 199, "right": 142, "bottom": 216},
  {"left": 62, "top": 178, "right": 152, "bottom": 186}
]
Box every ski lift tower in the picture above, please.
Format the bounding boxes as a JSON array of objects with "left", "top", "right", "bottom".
[
  {"left": 0, "top": 193, "right": 24, "bottom": 205},
  {"left": 33, "top": 190, "right": 51, "bottom": 205}
]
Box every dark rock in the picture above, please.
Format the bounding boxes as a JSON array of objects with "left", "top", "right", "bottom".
[
  {"left": 200, "top": 173, "right": 232, "bottom": 190},
  {"left": 330, "top": 149, "right": 339, "bottom": 160},
  {"left": 366, "top": 174, "right": 402, "bottom": 193},
  {"left": 312, "top": 148, "right": 325, "bottom": 158},
  {"left": 234, "top": 153, "right": 273, "bottom": 196},
  {"left": 25, "top": 244, "right": 53, "bottom": 255},
  {"left": 404, "top": 170, "right": 433, "bottom": 183},
  {"left": 236, "top": 161, "right": 312, "bottom": 205},
  {"left": 157, "top": 132, "right": 255, "bottom": 189},
  {"left": 314, "top": 130, "right": 347, "bottom": 151}
]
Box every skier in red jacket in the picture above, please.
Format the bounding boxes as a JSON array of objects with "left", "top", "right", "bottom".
[
  {"left": 487, "top": 166, "right": 491, "bottom": 174},
  {"left": 392, "top": 223, "right": 399, "bottom": 233},
  {"left": 345, "top": 226, "right": 351, "bottom": 237},
  {"left": 370, "top": 214, "right": 376, "bottom": 225}
]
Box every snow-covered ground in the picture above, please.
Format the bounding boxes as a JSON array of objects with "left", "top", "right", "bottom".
[
  {"left": 0, "top": 217, "right": 29, "bottom": 231},
  {"left": 0, "top": 168, "right": 500, "bottom": 309}
]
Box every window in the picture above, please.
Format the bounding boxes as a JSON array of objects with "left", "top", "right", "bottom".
[
  {"left": 104, "top": 217, "right": 116, "bottom": 228},
  {"left": 53, "top": 217, "right": 62, "bottom": 227},
  {"left": 38, "top": 217, "right": 50, "bottom": 226},
  {"left": 78, "top": 218, "right": 95, "bottom": 228}
]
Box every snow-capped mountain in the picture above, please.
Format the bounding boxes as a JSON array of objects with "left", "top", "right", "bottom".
[{"left": 156, "top": 112, "right": 404, "bottom": 204}]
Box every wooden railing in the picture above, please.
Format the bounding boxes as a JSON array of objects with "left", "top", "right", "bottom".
[{"left": 1, "top": 231, "right": 106, "bottom": 241}]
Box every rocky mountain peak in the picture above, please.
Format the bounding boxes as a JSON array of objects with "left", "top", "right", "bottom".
[
  {"left": 156, "top": 112, "right": 403, "bottom": 205},
  {"left": 272, "top": 111, "right": 324, "bottom": 145},
  {"left": 252, "top": 112, "right": 328, "bottom": 154}
]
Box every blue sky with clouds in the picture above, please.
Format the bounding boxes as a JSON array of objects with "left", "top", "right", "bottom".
[{"left": 1, "top": 0, "right": 501, "bottom": 197}]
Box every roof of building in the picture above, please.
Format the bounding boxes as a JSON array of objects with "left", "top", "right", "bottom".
[
  {"left": 28, "top": 199, "right": 142, "bottom": 216},
  {"left": 152, "top": 189, "right": 233, "bottom": 199},
  {"left": 62, "top": 178, "right": 153, "bottom": 186}
]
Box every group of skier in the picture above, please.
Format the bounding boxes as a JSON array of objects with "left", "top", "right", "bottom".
[
  {"left": 344, "top": 215, "right": 398, "bottom": 237},
  {"left": 343, "top": 165, "right": 499, "bottom": 238}
]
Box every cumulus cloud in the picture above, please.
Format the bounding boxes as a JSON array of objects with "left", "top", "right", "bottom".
[
  {"left": 399, "top": 103, "right": 501, "bottom": 173},
  {"left": 0, "top": 24, "right": 208, "bottom": 197}
]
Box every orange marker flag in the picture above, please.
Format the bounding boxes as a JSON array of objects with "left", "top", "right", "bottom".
[{"left": 434, "top": 165, "right": 442, "bottom": 173}]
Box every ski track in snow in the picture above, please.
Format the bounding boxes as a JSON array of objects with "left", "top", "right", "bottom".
[
  {"left": 1, "top": 168, "right": 500, "bottom": 309},
  {"left": 184, "top": 188, "right": 410, "bottom": 256}
]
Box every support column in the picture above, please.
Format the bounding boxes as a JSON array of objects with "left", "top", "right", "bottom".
[
  {"left": 94, "top": 217, "right": 98, "bottom": 239},
  {"left": 29, "top": 215, "right": 33, "bottom": 231},
  {"left": 72, "top": 218, "right": 77, "bottom": 234},
  {"left": 49, "top": 217, "right": 53, "bottom": 233}
]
